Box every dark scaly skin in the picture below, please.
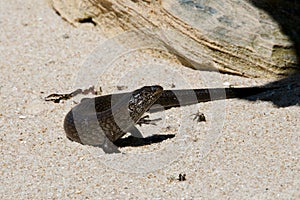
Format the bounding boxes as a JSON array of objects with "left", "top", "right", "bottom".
[{"left": 64, "top": 85, "right": 275, "bottom": 153}]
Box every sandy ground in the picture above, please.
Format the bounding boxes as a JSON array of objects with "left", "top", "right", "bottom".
[{"left": 0, "top": 0, "right": 299, "bottom": 199}]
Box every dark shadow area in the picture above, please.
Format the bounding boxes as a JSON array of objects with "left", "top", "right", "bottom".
[
  {"left": 246, "top": 0, "right": 300, "bottom": 107},
  {"left": 114, "top": 134, "right": 175, "bottom": 147}
]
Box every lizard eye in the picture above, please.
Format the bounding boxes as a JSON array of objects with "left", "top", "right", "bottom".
[{"left": 128, "top": 102, "right": 135, "bottom": 111}]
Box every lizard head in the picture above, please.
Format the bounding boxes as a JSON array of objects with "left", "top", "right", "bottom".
[{"left": 128, "top": 85, "right": 163, "bottom": 120}]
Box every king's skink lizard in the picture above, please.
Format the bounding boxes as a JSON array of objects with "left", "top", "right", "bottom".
[{"left": 62, "top": 85, "right": 275, "bottom": 153}]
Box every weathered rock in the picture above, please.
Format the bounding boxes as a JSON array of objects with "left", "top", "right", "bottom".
[{"left": 50, "top": 0, "right": 298, "bottom": 77}]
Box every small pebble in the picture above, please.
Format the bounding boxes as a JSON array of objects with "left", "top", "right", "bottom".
[{"left": 19, "top": 115, "right": 27, "bottom": 119}]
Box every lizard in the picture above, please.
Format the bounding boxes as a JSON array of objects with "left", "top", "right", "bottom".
[{"left": 60, "top": 85, "right": 276, "bottom": 153}]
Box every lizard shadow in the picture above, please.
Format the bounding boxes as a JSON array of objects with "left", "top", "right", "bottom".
[{"left": 114, "top": 134, "right": 175, "bottom": 147}]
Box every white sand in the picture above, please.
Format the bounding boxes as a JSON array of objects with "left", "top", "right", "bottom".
[{"left": 0, "top": 0, "right": 299, "bottom": 199}]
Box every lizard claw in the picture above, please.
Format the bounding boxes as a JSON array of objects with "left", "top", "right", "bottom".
[{"left": 137, "top": 115, "right": 162, "bottom": 126}]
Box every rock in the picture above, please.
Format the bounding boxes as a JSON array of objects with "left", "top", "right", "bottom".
[{"left": 49, "top": 0, "right": 299, "bottom": 77}]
